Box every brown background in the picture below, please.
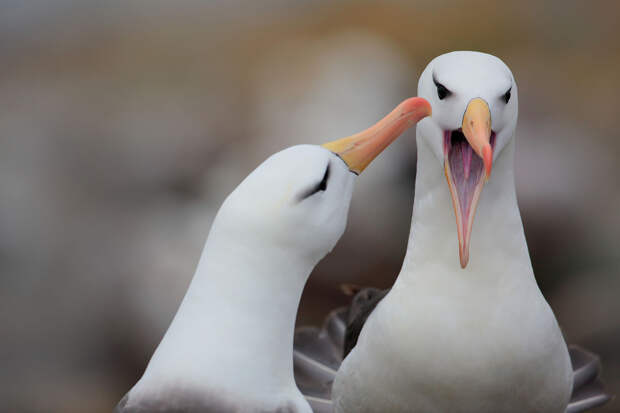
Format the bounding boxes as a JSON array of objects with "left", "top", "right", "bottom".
[{"left": 1, "top": 1, "right": 618, "bottom": 412}]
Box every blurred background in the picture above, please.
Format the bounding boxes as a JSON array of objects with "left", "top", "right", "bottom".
[{"left": 1, "top": 0, "right": 618, "bottom": 412}]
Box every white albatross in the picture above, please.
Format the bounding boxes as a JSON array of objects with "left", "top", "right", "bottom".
[
  {"left": 293, "top": 51, "right": 611, "bottom": 413},
  {"left": 114, "top": 98, "right": 432, "bottom": 412}
]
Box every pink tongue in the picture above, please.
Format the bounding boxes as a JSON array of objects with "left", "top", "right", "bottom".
[
  {"left": 448, "top": 139, "right": 484, "bottom": 217},
  {"left": 462, "top": 144, "right": 472, "bottom": 180}
]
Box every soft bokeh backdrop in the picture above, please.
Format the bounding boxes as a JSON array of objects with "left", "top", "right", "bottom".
[{"left": 1, "top": 1, "right": 618, "bottom": 412}]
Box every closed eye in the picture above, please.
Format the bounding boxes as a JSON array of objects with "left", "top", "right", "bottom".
[
  {"left": 296, "top": 163, "right": 330, "bottom": 202},
  {"left": 433, "top": 74, "right": 452, "bottom": 100},
  {"left": 502, "top": 87, "right": 512, "bottom": 104}
]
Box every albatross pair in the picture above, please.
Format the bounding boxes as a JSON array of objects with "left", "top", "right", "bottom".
[
  {"left": 116, "top": 97, "right": 431, "bottom": 412},
  {"left": 117, "top": 51, "right": 610, "bottom": 412}
]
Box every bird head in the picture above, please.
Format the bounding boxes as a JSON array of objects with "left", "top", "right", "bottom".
[
  {"left": 218, "top": 97, "right": 431, "bottom": 263},
  {"left": 417, "top": 51, "right": 518, "bottom": 268}
]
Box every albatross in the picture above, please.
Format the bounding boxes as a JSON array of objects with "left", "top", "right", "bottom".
[
  {"left": 115, "top": 97, "right": 432, "bottom": 412},
  {"left": 294, "top": 51, "right": 611, "bottom": 412}
]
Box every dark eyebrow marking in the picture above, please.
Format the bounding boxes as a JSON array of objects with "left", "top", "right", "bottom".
[
  {"left": 432, "top": 72, "right": 451, "bottom": 100},
  {"left": 296, "top": 162, "right": 330, "bottom": 202}
]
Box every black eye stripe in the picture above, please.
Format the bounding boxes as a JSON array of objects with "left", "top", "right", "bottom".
[
  {"left": 318, "top": 163, "right": 330, "bottom": 191},
  {"left": 502, "top": 87, "right": 512, "bottom": 104},
  {"left": 296, "top": 163, "right": 330, "bottom": 202},
  {"left": 432, "top": 74, "right": 451, "bottom": 100}
]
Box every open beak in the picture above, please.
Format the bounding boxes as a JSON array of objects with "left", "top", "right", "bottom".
[
  {"left": 444, "top": 98, "right": 495, "bottom": 268},
  {"left": 322, "top": 97, "right": 432, "bottom": 174}
]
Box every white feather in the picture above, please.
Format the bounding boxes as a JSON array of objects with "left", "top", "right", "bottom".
[
  {"left": 332, "top": 51, "right": 573, "bottom": 413},
  {"left": 123, "top": 145, "right": 355, "bottom": 412}
]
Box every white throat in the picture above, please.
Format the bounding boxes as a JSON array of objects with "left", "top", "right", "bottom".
[
  {"left": 398, "top": 132, "right": 534, "bottom": 288},
  {"left": 332, "top": 129, "right": 572, "bottom": 413}
]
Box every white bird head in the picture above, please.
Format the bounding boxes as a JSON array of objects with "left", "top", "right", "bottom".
[
  {"left": 219, "top": 145, "right": 355, "bottom": 261},
  {"left": 217, "top": 97, "right": 431, "bottom": 264},
  {"left": 417, "top": 51, "right": 518, "bottom": 268}
]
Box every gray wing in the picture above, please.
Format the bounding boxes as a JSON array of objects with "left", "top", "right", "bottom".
[
  {"left": 292, "top": 288, "right": 388, "bottom": 410},
  {"left": 293, "top": 308, "right": 347, "bottom": 409},
  {"left": 343, "top": 287, "right": 389, "bottom": 357},
  {"left": 565, "top": 346, "right": 613, "bottom": 412}
]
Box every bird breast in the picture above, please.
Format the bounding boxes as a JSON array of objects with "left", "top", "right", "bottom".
[{"left": 332, "top": 282, "right": 573, "bottom": 413}]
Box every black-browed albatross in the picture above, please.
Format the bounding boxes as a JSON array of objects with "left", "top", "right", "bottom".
[
  {"left": 115, "top": 98, "right": 432, "bottom": 412},
  {"left": 293, "top": 51, "right": 611, "bottom": 413}
]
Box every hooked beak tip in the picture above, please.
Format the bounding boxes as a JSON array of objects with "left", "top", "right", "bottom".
[
  {"left": 482, "top": 143, "right": 493, "bottom": 180},
  {"left": 459, "top": 237, "right": 470, "bottom": 268},
  {"left": 400, "top": 96, "right": 432, "bottom": 119}
]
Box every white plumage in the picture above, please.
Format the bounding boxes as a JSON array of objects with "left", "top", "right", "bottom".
[
  {"left": 116, "top": 98, "right": 431, "bottom": 412},
  {"left": 334, "top": 52, "right": 574, "bottom": 412},
  {"left": 123, "top": 146, "right": 354, "bottom": 412},
  {"left": 294, "top": 51, "right": 609, "bottom": 413}
]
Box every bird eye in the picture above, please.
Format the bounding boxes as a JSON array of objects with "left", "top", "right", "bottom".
[
  {"left": 502, "top": 87, "right": 511, "bottom": 104},
  {"left": 317, "top": 164, "right": 330, "bottom": 191},
  {"left": 433, "top": 75, "right": 451, "bottom": 100},
  {"left": 296, "top": 163, "right": 330, "bottom": 202}
]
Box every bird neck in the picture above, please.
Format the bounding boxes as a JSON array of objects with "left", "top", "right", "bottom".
[
  {"left": 151, "top": 220, "right": 316, "bottom": 390},
  {"left": 398, "top": 135, "right": 534, "bottom": 287}
]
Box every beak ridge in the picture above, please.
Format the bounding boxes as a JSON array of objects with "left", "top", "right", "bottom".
[{"left": 462, "top": 98, "right": 493, "bottom": 179}]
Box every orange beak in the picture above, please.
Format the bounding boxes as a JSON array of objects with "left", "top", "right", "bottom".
[
  {"left": 322, "top": 97, "right": 432, "bottom": 174},
  {"left": 445, "top": 98, "right": 494, "bottom": 268},
  {"left": 461, "top": 98, "right": 493, "bottom": 180}
]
